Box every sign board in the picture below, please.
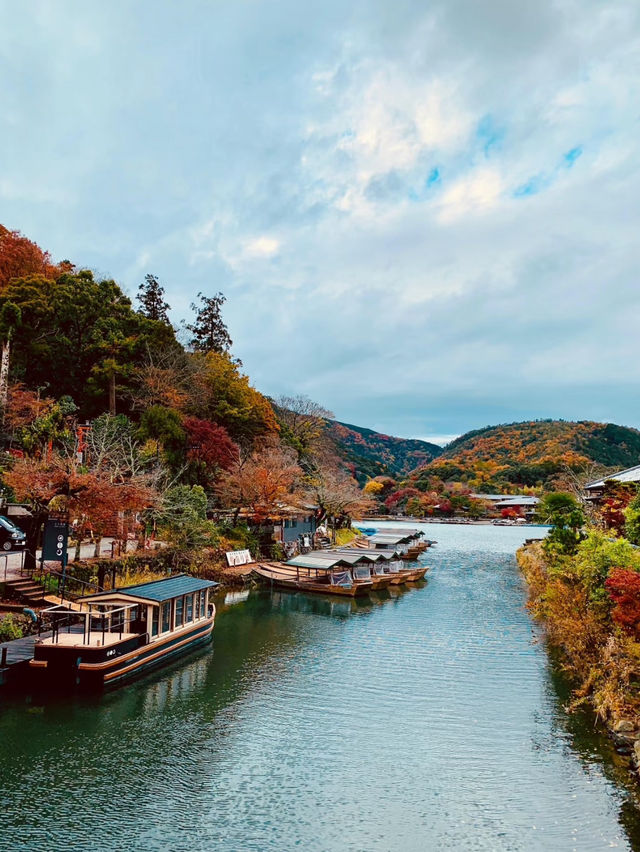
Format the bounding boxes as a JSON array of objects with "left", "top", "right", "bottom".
[
  {"left": 226, "top": 549, "right": 253, "bottom": 567},
  {"left": 42, "top": 518, "right": 69, "bottom": 563}
]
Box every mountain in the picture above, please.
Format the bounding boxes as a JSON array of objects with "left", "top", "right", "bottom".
[
  {"left": 411, "top": 420, "right": 640, "bottom": 489},
  {"left": 326, "top": 420, "right": 443, "bottom": 483}
]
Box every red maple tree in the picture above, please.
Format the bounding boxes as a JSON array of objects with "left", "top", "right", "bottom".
[{"left": 605, "top": 568, "right": 640, "bottom": 634}]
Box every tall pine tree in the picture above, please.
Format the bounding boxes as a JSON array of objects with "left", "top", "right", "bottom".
[
  {"left": 186, "top": 291, "right": 232, "bottom": 353},
  {"left": 137, "top": 274, "right": 171, "bottom": 323}
]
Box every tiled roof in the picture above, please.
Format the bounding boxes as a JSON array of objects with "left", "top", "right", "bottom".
[
  {"left": 585, "top": 464, "right": 640, "bottom": 490},
  {"left": 83, "top": 573, "right": 218, "bottom": 603}
]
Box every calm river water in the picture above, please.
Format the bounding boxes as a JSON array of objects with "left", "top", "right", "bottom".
[{"left": 2, "top": 522, "right": 640, "bottom": 851}]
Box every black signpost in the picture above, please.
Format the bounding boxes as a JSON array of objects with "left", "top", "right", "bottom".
[{"left": 41, "top": 516, "right": 70, "bottom": 601}]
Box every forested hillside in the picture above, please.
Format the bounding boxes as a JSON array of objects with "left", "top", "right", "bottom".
[
  {"left": 326, "top": 420, "right": 442, "bottom": 483},
  {"left": 415, "top": 420, "right": 640, "bottom": 490}
]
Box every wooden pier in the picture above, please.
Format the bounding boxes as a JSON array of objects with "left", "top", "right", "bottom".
[{"left": 0, "top": 633, "right": 40, "bottom": 687}]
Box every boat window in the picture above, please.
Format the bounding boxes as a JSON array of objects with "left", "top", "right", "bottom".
[
  {"left": 151, "top": 606, "right": 159, "bottom": 637},
  {"left": 175, "top": 596, "right": 184, "bottom": 628},
  {"left": 186, "top": 594, "right": 193, "bottom": 623},
  {"left": 200, "top": 592, "right": 206, "bottom": 618},
  {"left": 161, "top": 601, "right": 171, "bottom": 633},
  {"left": 194, "top": 591, "right": 200, "bottom": 619}
]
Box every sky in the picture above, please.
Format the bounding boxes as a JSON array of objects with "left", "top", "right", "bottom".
[{"left": 1, "top": 0, "right": 640, "bottom": 446}]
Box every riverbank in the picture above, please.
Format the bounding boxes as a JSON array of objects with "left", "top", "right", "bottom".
[
  {"left": 4, "top": 521, "right": 640, "bottom": 851},
  {"left": 517, "top": 541, "right": 640, "bottom": 775}
]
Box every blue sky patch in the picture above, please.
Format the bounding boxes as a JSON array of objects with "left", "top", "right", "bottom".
[
  {"left": 563, "top": 146, "right": 583, "bottom": 167},
  {"left": 476, "top": 115, "right": 505, "bottom": 156}
]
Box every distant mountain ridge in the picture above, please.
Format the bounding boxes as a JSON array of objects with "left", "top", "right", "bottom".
[
  {"left": 412, "top": 419, "right": 640, "bottom": 489},
  {"left": 326, "top": 420, "right": 443, "bottom": 483}
]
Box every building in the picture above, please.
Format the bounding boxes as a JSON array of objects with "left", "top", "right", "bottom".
[
  {"left": 471, "top": 494, "right": 540, "bottom": 517},
  {"left": 584, "top": 464, "right": 640, "bottom": 502}
]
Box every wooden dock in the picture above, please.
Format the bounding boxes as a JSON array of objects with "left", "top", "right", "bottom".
[{"left": 0, "top": 633, "right": 40, "bottom": 687}]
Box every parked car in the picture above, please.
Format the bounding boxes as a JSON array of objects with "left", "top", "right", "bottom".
[{"left": 0, "top": 515, "right": 26, "bottom": 551}]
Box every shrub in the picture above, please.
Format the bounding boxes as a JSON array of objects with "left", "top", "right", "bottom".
[
  {"left": 0, "top": 613, "right": 24, "bottom": 642},
  {"left": 605, "top": 569, "right": 640, "bottom": 635},
  {"left": 537, "top": 492, "right": 585, "bottom": 557},
  {"left": 573, "top": 529, "right": 640, "bottom": 605}
]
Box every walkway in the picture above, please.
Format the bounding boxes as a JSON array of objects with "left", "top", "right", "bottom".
[{"left": 0, "top": 538, "right": 141, "bottom": 585}]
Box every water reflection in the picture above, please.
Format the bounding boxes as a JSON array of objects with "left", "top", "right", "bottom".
[{"left": 1, "top": 523, "right": 640, "bottom": 851}]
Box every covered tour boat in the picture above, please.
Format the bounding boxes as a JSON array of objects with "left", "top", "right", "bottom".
[
  {"left": 30, "top": 574, "right": 217, "bottom": 690},
  {"left": 253, "top": 559, "right": 374, "bottom": 596}
]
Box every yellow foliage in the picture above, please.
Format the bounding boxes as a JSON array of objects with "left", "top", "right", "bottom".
[{"left": 363, "top": 480, "right": 384, "bottom": 494}]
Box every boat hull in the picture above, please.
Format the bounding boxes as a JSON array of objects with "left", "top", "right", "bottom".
[
  {"left": 369, "top": 575, "right": 393, "bottom": 590},
  {"left": 405, "top": 566, "right": 429, "bottom": 582},
  {"left": 254, "top": 565, "right": 372, "bottom": 597},
  {"left": 30, "top": 617, "right": 215, "bottom": 691}
]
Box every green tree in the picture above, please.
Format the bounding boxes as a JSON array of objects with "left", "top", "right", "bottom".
[
  {"left": 0, "top": 271, "right": 176, "bottom": 415},
  {"left": 186, "top": 292, "right": 232, "bottom": 353},
  {"left": 624, "top": 492, "right": 640, "bottom": 546},
  {"left": 137, "top": 274, "right": 171, "bottom": 324},
  {"left": 154, "top": 484, "right": 219, "bottom": 553},
  {"left": 138, "top": 406, "right": 186, "bottom": 470},
  {"left": 536, "top": 491, "right": 585, "bottom": 556}
]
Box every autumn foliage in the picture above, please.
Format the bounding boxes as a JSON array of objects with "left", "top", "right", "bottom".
[
  {"left": 0, "top": 225, "right": 66, "bottom": 291},
  {"left": 605, "top": 569, "right": 640, "bottom": 635}
]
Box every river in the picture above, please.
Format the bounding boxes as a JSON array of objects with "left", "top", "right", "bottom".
[{"left": 1, "top": 522, "right": 640, "bottom": 851}]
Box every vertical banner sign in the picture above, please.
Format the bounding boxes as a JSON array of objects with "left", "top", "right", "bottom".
[{"left": 42, "top": 518, "right": 69, "bottom": 563}]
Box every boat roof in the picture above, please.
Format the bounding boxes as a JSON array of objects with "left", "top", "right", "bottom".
[
  {"left": 367, "top": 534, "right": 413, "bottom": 545},
  {"left": 333, "top": 547, "right": 395, "bottom": 561},
  {"left": 81, "top": 573, "right": 218, "bottom": 605},
  {"left": 374, "top": 528, "right": 423, "bottom": 538},
  {"left": 286, "top": 553, "right": 362, "bottom": 570}
]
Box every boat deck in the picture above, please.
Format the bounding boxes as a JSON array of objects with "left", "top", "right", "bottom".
[{"left": 38, "top": 631, "right": 138, "bottom": 648}]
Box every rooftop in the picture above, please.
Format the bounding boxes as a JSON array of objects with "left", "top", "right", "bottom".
[
  {"left": 82, "top": 573, "right": 218, "bottom": 604},
  {"left": 585, "top": 464, "right": 640, "bottom": 490}
]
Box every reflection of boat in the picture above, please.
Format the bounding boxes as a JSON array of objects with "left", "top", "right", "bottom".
[
  {"left": 253, "top": 563, "right": 373, "bottom": 597},
  {"left": 268, "top": 590, "right": 371, "bottom": 619},
  {"left": 30, "top": 574, "right": 217, "bottom": 691}
]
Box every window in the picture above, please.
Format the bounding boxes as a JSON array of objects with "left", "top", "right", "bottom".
[
  {"left": 161, "top": 601, "right": 171, "bottom": 633},
  {"left": 175, "top": 597, "right": 184, "bottom": 628},
  {"left": 186, "top": 594, "right": 193, "bottom": 623},
  {"left": 200, "top": 592, "right": 206, "bottom": 618},
  {"left": 151, "top": 607, "right": 159, "bottom": 637}
]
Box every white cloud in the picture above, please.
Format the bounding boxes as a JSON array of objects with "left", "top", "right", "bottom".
[
  {"left": 3, "top": 0, "right": 640, "bottom": 439},
  {"left": 243, "top": 236, "right": 281, "bottom": 259}
]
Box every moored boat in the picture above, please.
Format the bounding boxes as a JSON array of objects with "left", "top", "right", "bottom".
[
  {"left": 30, "top": 574, "right": 217, "bottom": 690},
  {"left": 253, "top": 563, "right": 373, "bottom": 597}
]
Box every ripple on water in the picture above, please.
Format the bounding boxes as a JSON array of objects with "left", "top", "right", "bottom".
[{"left": 0, "top": 522, "right": 638, "bottom": 851}]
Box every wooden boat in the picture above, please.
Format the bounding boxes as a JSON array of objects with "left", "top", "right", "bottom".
[
  {"left": 352, "top": 563, "right": 392, "bottom": 590},
  {"left": 404, "top": 565, "right": 429, "bottom": 581},
  {"left": 30, "top": 574, "right": 217, "bottom": 690},
  {"left": 253, "top": 563, "right": 373, "bottom": 597}
]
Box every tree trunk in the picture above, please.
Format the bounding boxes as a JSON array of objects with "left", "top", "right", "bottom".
[
  {"left": 108, "top": 372, "right": 116, "bottom": 416},
  {"left": 24, "top": 510, "right": 47, "bottom": 574},
  {"left": 0, "top": 337, "right": 10, "bottom": 420}
]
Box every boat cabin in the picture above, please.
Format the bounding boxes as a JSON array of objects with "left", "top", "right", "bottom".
[{"left": 31, "top": 574, "right": 218, "bottom": 690}]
